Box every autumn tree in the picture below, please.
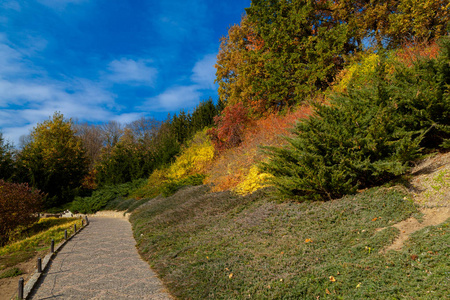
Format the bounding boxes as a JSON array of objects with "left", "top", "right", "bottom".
[
  {"left": 245, "top": 0, "right": 353, "bottom": 105},
  {"left": 333, "top": 0, "right": 450, "bottom": 48},
  {"left": 215, "top": 16, "right": 269, "bottom": 116},
  {"left": 0, "top": 180, "right": 43, "bottom": 246},
  {"left": 74, "top": 122, "right": 104, "bottom": 169},
  {"left": 388, "top": 0, "right": 450, "bottom": 45},
  {"left": 17, "top": 112, "right": 89, "bottom": 207}
]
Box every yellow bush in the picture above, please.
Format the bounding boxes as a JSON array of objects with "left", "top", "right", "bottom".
[
  {"left": 234, "top": 165, "right": 273, "bottom": 195},
  {"left": 167, "top": 129, "right": 215, "bottom": 180},
  {"left": 333, "top": 53, "right": 380, "bottom": 93},
  {"left": 130, "top": 168, "right": 169, "bottom": 199},
  {"left": 147, "top": 168, "right": 169, "bottom": 185}
]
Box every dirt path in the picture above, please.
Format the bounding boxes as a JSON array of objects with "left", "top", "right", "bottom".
[
  {"left": 29, "top": 217, "right": 172, "bottom": 300},
  {"left": 382, "top": 152, "right": 450, "bottom": 252}
]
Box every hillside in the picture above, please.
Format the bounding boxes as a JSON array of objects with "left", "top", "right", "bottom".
[
  {"left": 128, "top": 153, "right": 449, "bottom": 299},
  {"left": 2, "top": 1, "right": 449, "bottom": 298}
]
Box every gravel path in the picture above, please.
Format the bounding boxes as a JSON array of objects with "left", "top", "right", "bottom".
[{"left": 29, "top": 217, "right": 172, "bottom": 300}]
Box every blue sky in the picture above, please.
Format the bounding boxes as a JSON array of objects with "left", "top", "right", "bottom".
[{"left": 0, "top": 0, "right": 251, "bottom": 146}]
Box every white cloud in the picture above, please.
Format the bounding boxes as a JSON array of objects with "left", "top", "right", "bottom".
[
  {"left": 191, "top": 53, "right": 217, "bottom": 89},
  {"left": 0, "top": 37, "right": 120, "bottom": 146},
  {"left": 112, "top": 113, "right": 145, "bottom": 125},
  {"left": 107, "top": 58, "right": 157, "bottom": 85},
  {"left": 143, "top": 85, "right": 201, "bottom": 111},
  {"left": 142, "top": 53, "right": 217, "bottom": 112}
]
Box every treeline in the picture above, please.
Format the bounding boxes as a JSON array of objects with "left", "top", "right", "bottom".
[
  {"left": 2, "top": 0, "right": 450, "bottom": 211},
  {"left": 210, "top": 0, "right": 450, "bottom": 200},
  {"left": 212, "top": 0, "right": 450, "bottom": 150},
  {"left": 0, "top": 98, "right": 223, "bottom": 208}
]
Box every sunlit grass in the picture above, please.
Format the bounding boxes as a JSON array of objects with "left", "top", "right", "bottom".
[{"left": 0, "top": 217, "right": 83, "bottom": 271}]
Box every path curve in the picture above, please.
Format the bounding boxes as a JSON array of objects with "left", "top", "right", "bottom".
[{"left": 30, "top": 217, "right": 172, "bottom": 300}]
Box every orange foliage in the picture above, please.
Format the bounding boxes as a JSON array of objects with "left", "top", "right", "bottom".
[
  {"left": 206, "top": 105, "right": 312, "bottom": 192},
  {"left": 81, "top": 169, "right": 98, "bottom": 190},
  {"left": 245, "top": 25, "right": 264, "bottom": 51},
  {"left": 395, "top": 40, "right": 440, "bottom": 67}
]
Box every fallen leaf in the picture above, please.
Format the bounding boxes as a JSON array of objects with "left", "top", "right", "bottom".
[
  {"left": 326, "top": 288, "right": 331, "bottom": 295},
  {"left": 305, "top": 238, "right": 313, "bottom": 243},
  {"left": 329, "top": 276, "right": 336, "bottom": 282},
  {"left": 229, "top": 273, "right": 233, "bottom": 279},
  {"left": 356, "top": 283, "right": 361, "bottom": 288},
  {"left": 372, "top": 217, "right": 378, "bottom": 221}
]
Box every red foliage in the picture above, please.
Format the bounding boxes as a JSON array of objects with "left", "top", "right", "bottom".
[
  {"left": 206, "top": 104, "right": 313, "bottom": 192},
  {"left": 208, "top": 103, "right": 250, "bottom": 152},
  {"left": 395, "top": 40, "right": 440, "bottom": 67},
  {"left": 0, "top": 180, "right": 44, "bottom": 246}
]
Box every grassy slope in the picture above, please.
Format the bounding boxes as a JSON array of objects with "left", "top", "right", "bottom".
[
  {"left": 130, "top": 185, "right": 449, "bottom": 299},
  {"left": 0, "top": 217, "right": 82, "bottom": 273}
]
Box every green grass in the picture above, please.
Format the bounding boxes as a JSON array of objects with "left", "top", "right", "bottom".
[
  {"left": 130, "top": 185, "right": 449, "bottom": 299},
  {"left": 0, "top": 218, "right": 83, "bottom": 271},
  {"left": 7, "top": 217, "right": 78, "bottom": 244},
  {"left": 0, "top": 267, "right": 23, "bottom": 279}
]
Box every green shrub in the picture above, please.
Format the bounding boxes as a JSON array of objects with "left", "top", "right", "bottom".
[
  {"left": 262, "top": 38, "right": 450, "bottom": 201},
  {"left": 160, "top": 174, "right": 206, "bottom": 197},
  {"left": 70, "top": 179, "right": 146, "bottom": 213}
]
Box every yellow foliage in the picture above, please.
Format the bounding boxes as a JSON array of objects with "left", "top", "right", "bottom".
[
  {"left": 147, "top": 168, "right": 169, "bottom": 185},
  {"left": 234, "top": 165, "right": 273, "bottom": 195},
  {"left": 167, "top": 129, "right": 215, "bottom": 180},
  {"left": 333, "top": 53, "right": 380, "bottom": 93}
]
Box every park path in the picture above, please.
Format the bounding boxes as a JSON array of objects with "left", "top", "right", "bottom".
[{"left": 29, "top": 217, "right": 172, "bottom": 300}]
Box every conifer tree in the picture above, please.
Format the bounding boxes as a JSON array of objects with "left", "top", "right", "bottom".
[
  {"left": 0, "top": 133, "right": 15, "bottom": 181},
  {"left": 262, "top": 39, "right": 450, "bottom": 201}
]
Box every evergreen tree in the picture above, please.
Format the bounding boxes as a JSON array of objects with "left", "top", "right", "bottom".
[
  {"left": 0, "top": 133, "right": 15, "bottom": 181},
  {"left": 246, "top": 0, "right": 353, "bottom": 104},
  {"left": 262, "top": 39, "right": 450, "bottom": 201}
]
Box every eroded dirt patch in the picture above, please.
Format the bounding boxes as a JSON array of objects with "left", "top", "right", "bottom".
[
  {"left": 0, "top": 250, "right": 45, "bottom": 300},
  {"left": 382, "top": 152, "right": 450, "bottom": 252},
  {"left": 383, "top": 207, "right": 450, "bottom": 251}
]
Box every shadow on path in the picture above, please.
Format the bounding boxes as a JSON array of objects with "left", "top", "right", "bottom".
[{"left": 30, "top": 217, "right": 172, "bottom": 300}]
